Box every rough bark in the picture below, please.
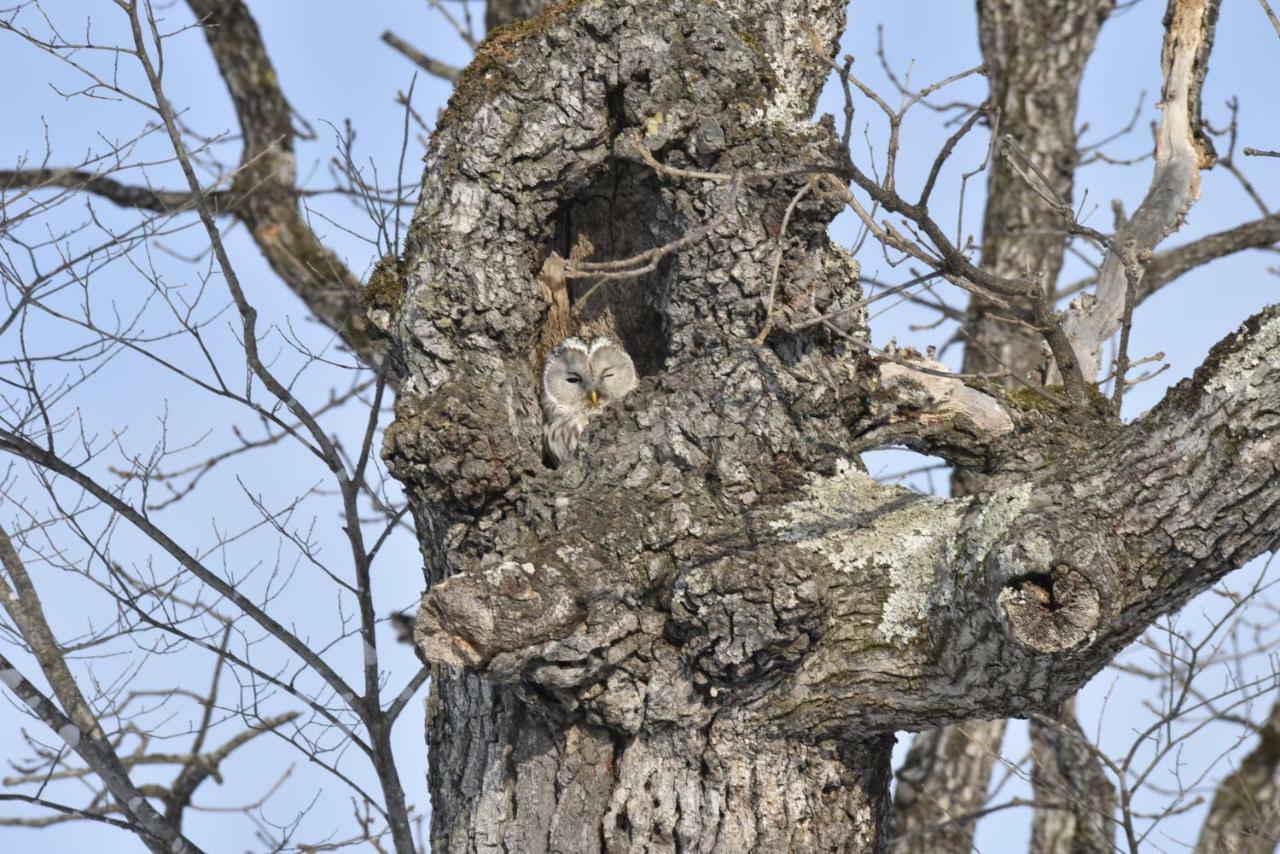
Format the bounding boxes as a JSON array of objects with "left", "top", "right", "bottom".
[
  {"left": 486, "top": 0, "right": 552, "bottom": 31},
  {"left": 1195, "top": 697, "right": 1280, "bottom": 854},
  {"left": 385, "top": 0, "right": 1280, "bottom": 851},
  {"left": 887, "top": 719, "right": 1008, "bottom": 854},
  {"left": 388, "top": 0, "right": 888, "bottom": 848},
  {"left": 1029, "top": 700, "right": 1116, "bottom": 854}
]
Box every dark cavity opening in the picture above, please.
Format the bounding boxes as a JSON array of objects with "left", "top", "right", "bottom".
[
  {"left": 1005, "top": 571, "right": 1058, "bottom": 612},
  {"left": 549, "top": 157, "right": 676, "bottom": 377}
]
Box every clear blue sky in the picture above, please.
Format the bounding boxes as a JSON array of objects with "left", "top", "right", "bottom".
[{"left": 1, "top": 1, "right": 1278, "bottom": 851}]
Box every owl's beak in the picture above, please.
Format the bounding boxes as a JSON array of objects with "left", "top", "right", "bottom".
[{"left": 588, "top": 389, "right": 600, "bottom": 407}]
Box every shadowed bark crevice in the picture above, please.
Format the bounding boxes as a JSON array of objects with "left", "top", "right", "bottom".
[{"left": 550, "top": 158, "right": 678, "bottom": 376}]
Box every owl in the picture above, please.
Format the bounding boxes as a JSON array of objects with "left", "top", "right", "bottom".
[{"left": 540, "top": 337, "right": 637, "bottom": 468}]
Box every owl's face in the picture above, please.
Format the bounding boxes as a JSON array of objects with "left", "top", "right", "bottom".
[{"left": 542, "top": 337, "right": 637, "bottom": 417}]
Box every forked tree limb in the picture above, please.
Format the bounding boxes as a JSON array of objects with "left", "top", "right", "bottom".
[{"left": 186, "top": 0, "right": 385, "bottom": 369}]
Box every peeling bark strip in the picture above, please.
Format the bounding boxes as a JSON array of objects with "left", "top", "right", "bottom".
[
  {"left": 1064, "top": 0, "right": 1221, "bottom": 378},
  {"left": 385, "top": 0, "right": 1280, "bottom": 850},
  {"left": 853, "top": 357, "right": 1014, "bottom": 469}
]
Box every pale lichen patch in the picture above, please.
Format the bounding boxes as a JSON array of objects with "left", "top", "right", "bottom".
[
  {"left": 951, "top": 482, "right": 1033, "bottom": 568},
  {"left": 1204, "top": 311, "right": 1280, "bottom": 400},
  {"left": 770, "top": 460, "right": 967, "bottom": 643}
]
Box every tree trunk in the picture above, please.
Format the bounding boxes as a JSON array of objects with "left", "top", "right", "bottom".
[
  {"left": 888, "top": 719, "right": 1008, "bottom": 853},
  {"left": 1195, "top": 696, "right": 1280, "bottom": 854},
  {"left": 962, "top": 0, "right": 1116, "bottom": 383},
  {"left": 1029, "top": 700, "right": 1117, "bottom": 854},
  {"left": 427, "top": 675, "right": 894, "bottom": 851},
  {"left": 382, "top": 2, "right": 1277, "bottom": 852},
  {"left": 385, "top": 0, "right": 889, "bottom": 848}
]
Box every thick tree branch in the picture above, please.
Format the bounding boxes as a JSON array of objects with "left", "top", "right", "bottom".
[
  {"left": 413, "top": 303, "right": 1280, "bottom": 736},
  {"left": 185, "top": 0, "right": 383, "bottom": 368}
]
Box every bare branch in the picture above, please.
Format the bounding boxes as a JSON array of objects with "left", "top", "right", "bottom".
[
  {"left": 184, "top": 0, "right": 384, "bottom": 369},
  {"left": 380, "top": 31, "right": 459, "bottom": 82},
  {"left": 0, "top": 647, "right": 197, "bottom": 853},
  {"left": 1059, "top": 213, "right": 1280, "bottom": 305},
  {"left": 0, "top": 168, "right": 230, "bottom": 213}
]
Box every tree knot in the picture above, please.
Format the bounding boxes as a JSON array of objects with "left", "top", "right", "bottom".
[{"left": 997, "top": 563, "right": 1101, "bottom": 654}]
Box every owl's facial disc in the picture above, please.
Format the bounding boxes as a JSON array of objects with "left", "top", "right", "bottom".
[{"left": 565, "top": 371, "right": 600, "bottom": 408}]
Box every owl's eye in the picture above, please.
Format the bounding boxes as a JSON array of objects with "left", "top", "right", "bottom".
[
  {"left": 599, "top": 370, "right": 614, "bottom": 380},
  {"left": 565, "top": 374, "right": 582, "bottom": 384}
]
